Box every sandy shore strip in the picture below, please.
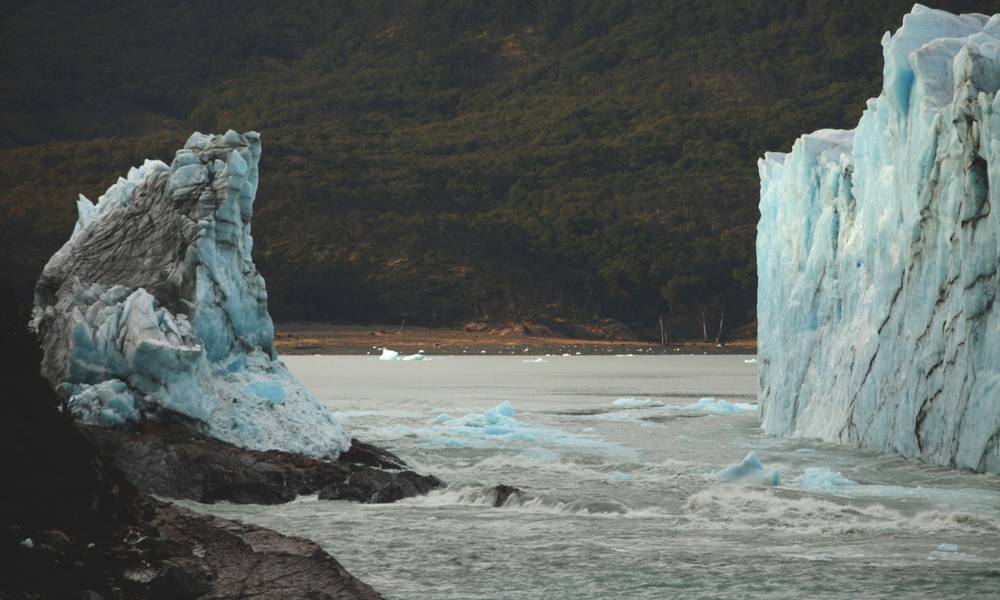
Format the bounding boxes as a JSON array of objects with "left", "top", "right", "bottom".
[{"left": 274, "top": 323, "right": 756, "bottom": 356}]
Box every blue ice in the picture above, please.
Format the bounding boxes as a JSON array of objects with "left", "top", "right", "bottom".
[
  {"left": 713, "top": 452, "right": 780, "bottom": 486},
  {"left": 685, "top": 398, "right": 757, "bottom": 414},
  {"left": 796, "top": 467, "right": 857, "bottom": 491}
]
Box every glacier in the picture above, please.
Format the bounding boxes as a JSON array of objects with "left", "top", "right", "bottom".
[
  {"left": 31, "top": 130, "right": 350, "bottom": 458},
  {"left": 758, "top": 5, "right": 1000, "bottom": 473}
]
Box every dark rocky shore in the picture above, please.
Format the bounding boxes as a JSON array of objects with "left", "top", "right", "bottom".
[
  {"left": 6, "top": 498, "right": 382, "bottom": 600},
  {"left": 5, "top": 417, "right": 441, "bottom": 600},
  {"left": 83, "top": 421, "right": 443, "bottom": 505},
  {"left": 0, "top": 320, "right": 439, "bottom": 599}
]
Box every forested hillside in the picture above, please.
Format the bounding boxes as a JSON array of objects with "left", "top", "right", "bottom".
[{"left": 2, "top": 0, "right": 994, "bottom": 338}]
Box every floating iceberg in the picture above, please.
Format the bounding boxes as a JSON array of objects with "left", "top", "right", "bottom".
[
  {"left": 928, "top": 543, "right": 979, "bottom": 561},
  {"left": 796, "top": 467, "right": 858, "bottom": 491},
  {"left": 31, "top": 131, "right": 350, "bottom": 458},
  {"left": 712, "top": 452, "right": 780, "bottom": 486},
  {"left": 379, "top": 348, "right": 427, "bottom": 361},
  {"left": 611, "top": 398, "right": 663, "bottom": 409},
  {"left": 685, "top": 398, "right": 757, "bottom": 414},
  {"left": 758, "top": 6, "right": 1000, "bottom": 473}
]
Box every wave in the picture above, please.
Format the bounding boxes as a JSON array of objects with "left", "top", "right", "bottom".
[
  {"left": 398, "top": 486, "right": 669, "bottom": 518},
  {"left": 683, "top": 487, "right": 1000, "bottom": 536}
]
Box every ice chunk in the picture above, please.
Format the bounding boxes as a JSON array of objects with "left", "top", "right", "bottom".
[
  {"left": 611, "top": 398, "right": 663, "bottom": 408},
  {"left": 928, "top": 543, "right": 979, "bottom": 561},
  {"left": 712, "top": 452, "right": 780, "bottom": 486},
  {"left": 379, "top": 348, "right": 427, "bottom": 361},
  {"left": 743, "top": 358, "right": 757, "bottom": 364},
  {"left": 757, "top": 6, "right": 1000, "bottom": 473},
  {"left": 685, "top": 398, "right": 757, "bottom": 414},
  {"left": 67, "top": 379, "right": 138, "bottom": 426},
  {"left": 493, "top": 400, "right": 516, "bottom": 418},
  {"left": 796, "top": 467, "right": 857, "bottom": 491},
  {"left": 30, "top": 131, "right": 350, "bottom": 458}
]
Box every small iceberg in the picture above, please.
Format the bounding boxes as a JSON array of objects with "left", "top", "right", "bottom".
[
  {"left": 380, "top": 348, "right": 428, "bottom": 361},
  {"left": 685, "top": 398, "right": 757, "bottom": 414},
  {"left": 796, "top": 467, "right": 857, "bottom": 491},
  {"left": 523, "top": 357, "right": 546, "bottom": 363},
  {"left": 744, "top": 358, "right": 757, "bottom": 364},
  {"left": 611, "top": 398, "right": 663, "bottom": 409},
  {"left": 712, "top": 452, "right": 780, "bottom": 486},
  {"left": 432, "top": 401, "right": 521, "bottom": 437},
  {"left": 928, "top": 543, "right": 978, "bottom": 562}
]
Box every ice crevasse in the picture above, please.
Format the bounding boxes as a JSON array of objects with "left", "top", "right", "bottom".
[
  {"left": 31, "top": 130, "right": 350, "bottom": 458},
  {"left": 758, "top": 6, "right": 1000, "bottom": 473}
]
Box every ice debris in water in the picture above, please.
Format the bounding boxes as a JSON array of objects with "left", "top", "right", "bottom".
[
  {"left": 712, "top": 452, "right": 780, "bottom": 486},
  {"left": 431, "top": 401, "right": 524, "bottom": 437},
  {"left": 420, "top": 401, "right": 626, "bottom": 451},
  {"left": 685, "top": 398, "right": 757, "bottom": 414},
  {"left": 757, "top": 5, "right": 1000, "bottom": 473},
  {"left": 611, "top": 398, "right": 663, "bottom": 409},
  {"left": 743, "top": 358, "right": 757, "bottom": 364},
  {"left": 522, "top": 357, "right": 546, "bottom": 363},
  {"left": 29, "top": 131, "right": 350, "bottom": 458},
  {"left": 928, "top": 543, "right": 978, "bottom": 561},
  {"left": 379, "top": 348, "right": 427, "bottom": 361},
  {"left": 796, "top": 467, "right": 857, "bottom": 491}
]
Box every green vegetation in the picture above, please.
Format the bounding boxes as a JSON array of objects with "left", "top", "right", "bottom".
[{"left": 2, "top": 0, "right": 994, "bottom": 339}]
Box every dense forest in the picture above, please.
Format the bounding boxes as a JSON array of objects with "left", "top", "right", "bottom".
[{"left": 1, "top": 0, "right": 995, "bottom": 339}]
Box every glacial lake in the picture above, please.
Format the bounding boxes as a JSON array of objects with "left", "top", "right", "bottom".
[{"left": 184, "top": 355, "right": 1000, "bottom": 599}]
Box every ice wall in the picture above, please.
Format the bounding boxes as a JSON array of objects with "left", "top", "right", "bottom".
[
  {"left": 758, "top": 6, "right": 1000, "bottom": 473},
  {"left": 31, "top": 131, "right": 350, "bottom": 458}
]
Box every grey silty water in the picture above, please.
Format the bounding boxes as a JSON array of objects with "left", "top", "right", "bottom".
[{"left": 180, "top": 356, "right": 1000, "bottom": 599}]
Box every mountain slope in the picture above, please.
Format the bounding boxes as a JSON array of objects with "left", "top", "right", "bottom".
[{"left": 2, "top": 0, "right": 995, "bottom": 336}]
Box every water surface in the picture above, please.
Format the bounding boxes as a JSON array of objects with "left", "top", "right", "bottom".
[{"left": 184, "top": 356, "right": 1000, "bottom": 599}]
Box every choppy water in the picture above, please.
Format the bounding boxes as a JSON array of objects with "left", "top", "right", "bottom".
[{"left": 183, "top": 356, "right": 1000, "bottom": 599}]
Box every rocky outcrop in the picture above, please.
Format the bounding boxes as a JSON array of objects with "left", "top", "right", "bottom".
[
  {"left": 83, "top": 422, "right": 444, "bottom": 505},
  {"left": 7, "top": 500, "right": 383, "bottom": 600},
  {"left": 490, "top": 484, "right": 524, "bottom": 507},
  {"left": 2, "top": 327, "right": 382, "bottom": 599},
  {"left": 150, "top": 503, "right": 382, "bottom": 600},
  {"left": 758, "top": 6, "right": 1000, "bottom": 472},
  {"left": 31, "top": 130, "right": 349, "bottom": 458}
]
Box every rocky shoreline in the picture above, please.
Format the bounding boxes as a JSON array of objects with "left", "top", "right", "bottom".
[
  {"left": 5, "top": 419, "right": 443, "bottom": 599},
  {"left": 83, "top": 421, "right": 444, "bottom": 505},
  {"left": 7, "top": 496, "right": 383, "bottom": 600}
]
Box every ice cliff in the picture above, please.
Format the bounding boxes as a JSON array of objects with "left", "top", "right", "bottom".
[
  {"left": 758, "top": 5, "right": 1000, "bottom": 473},
  {"left": 31, "top": 130, "right": 350, "bottom": 458}
]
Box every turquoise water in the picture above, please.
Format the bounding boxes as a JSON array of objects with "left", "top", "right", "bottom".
[{"left": 182, "top": 355, "right": 1000, "bottom": 599}]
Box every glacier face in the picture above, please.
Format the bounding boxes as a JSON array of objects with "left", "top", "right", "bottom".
[
  {"left": 758, "top": 5, "right": 1000, "bottom": 473},
  {"left": 32, "top": 131, "right": 350, "bottom": 458}
]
